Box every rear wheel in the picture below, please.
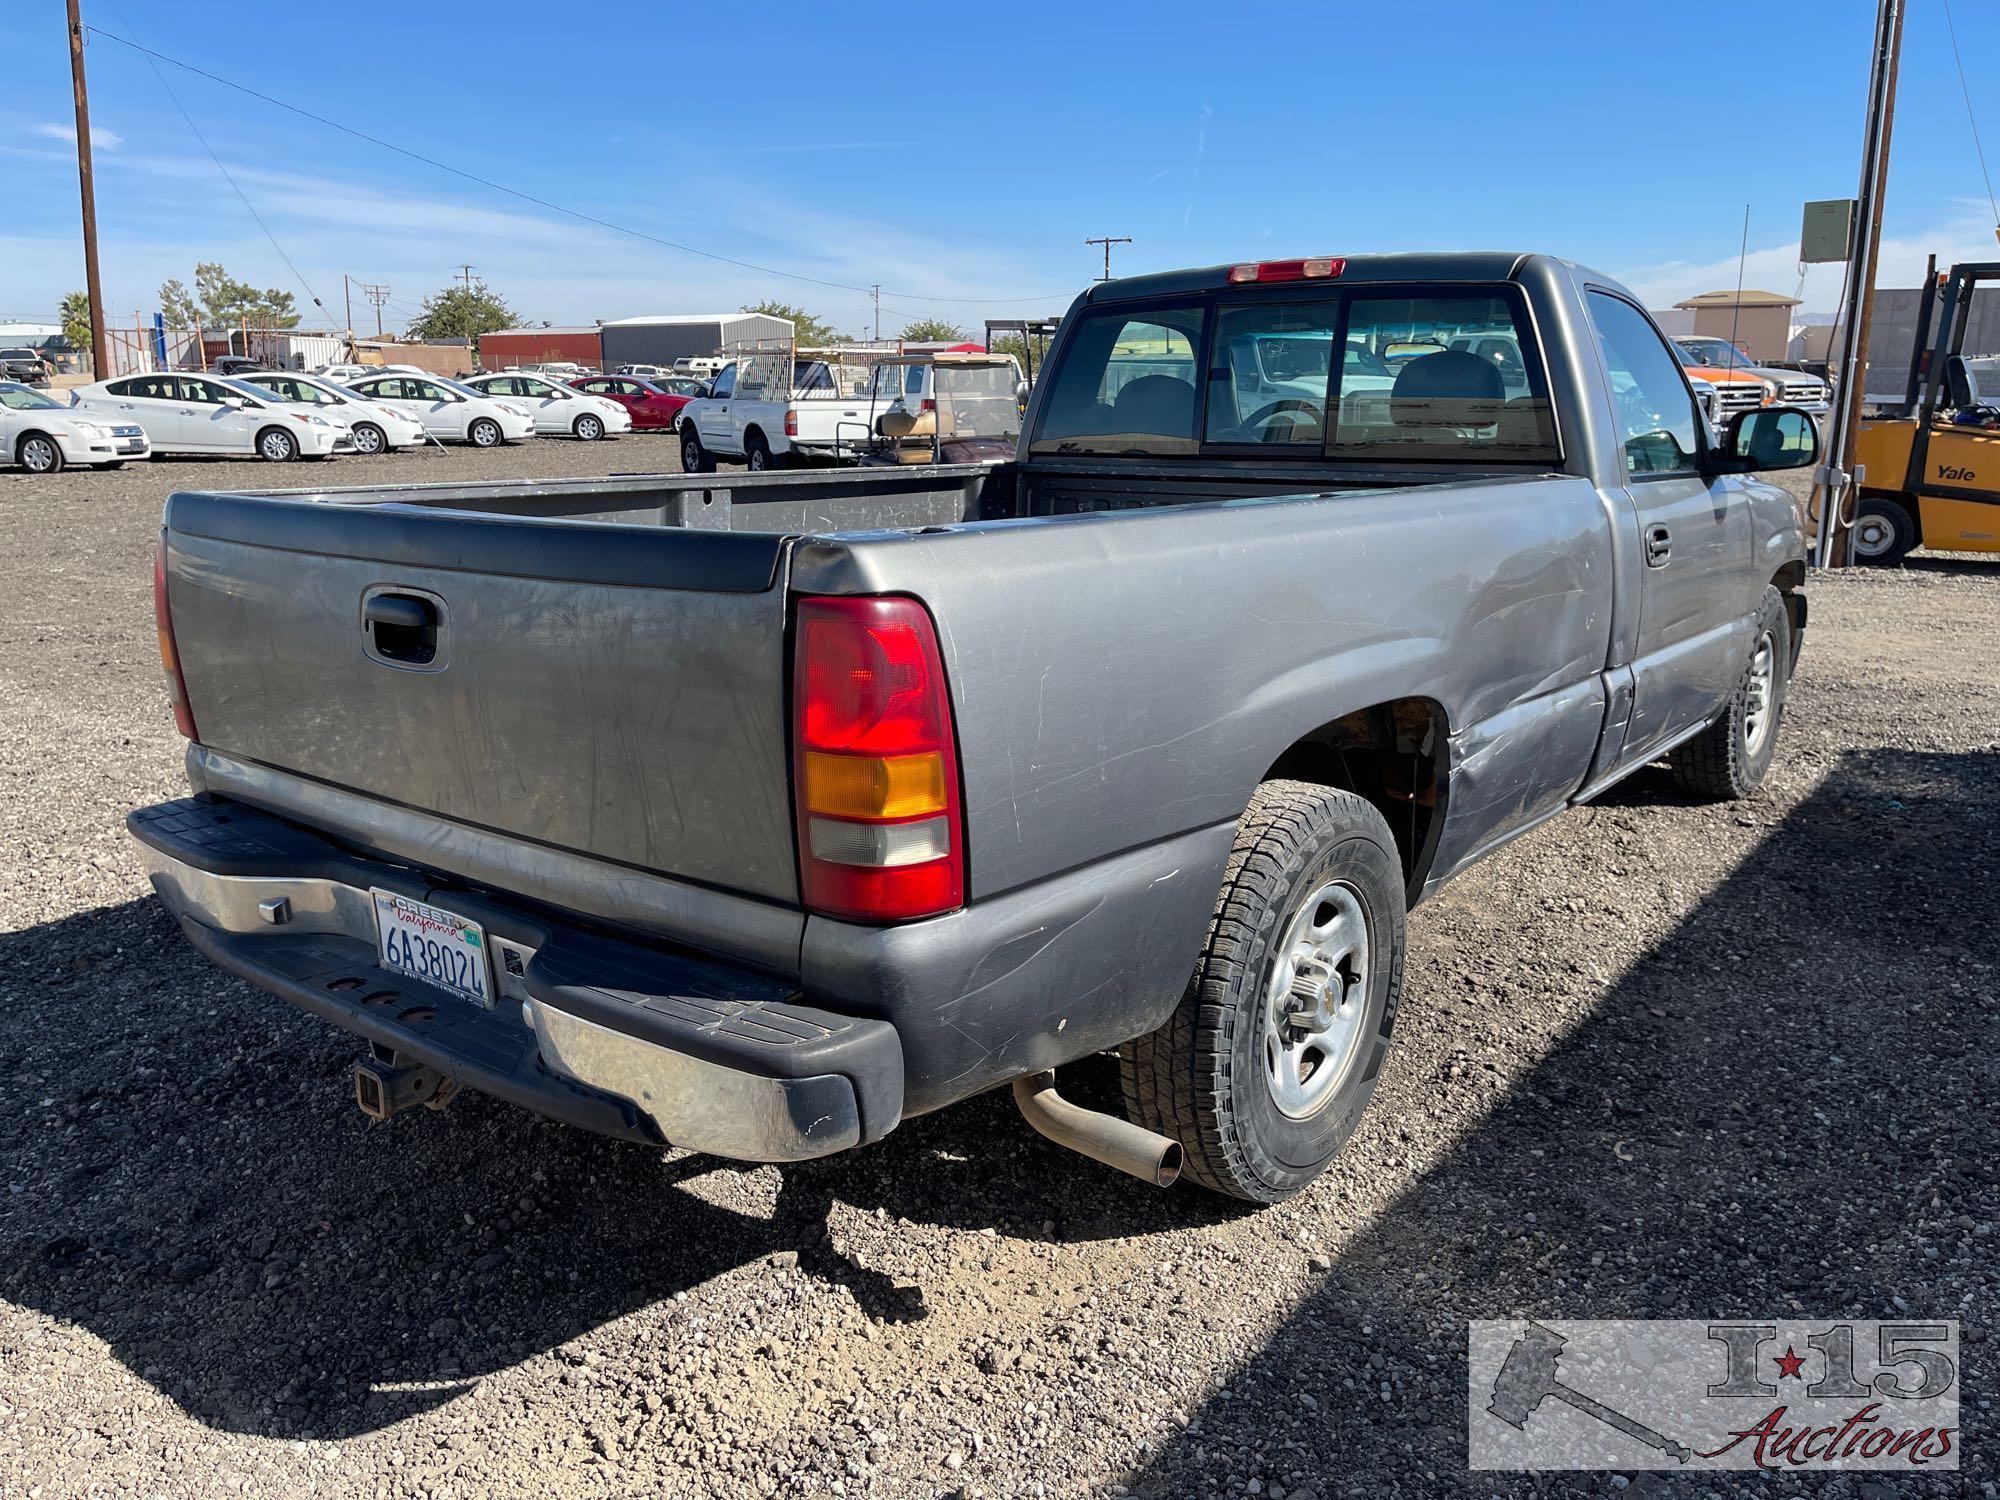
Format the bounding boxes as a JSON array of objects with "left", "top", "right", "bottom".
[
  {"left": 1853, "top": 496, "right": 1917, "bottom": 565},
  {"left": 17, "top": 433, "right": 63, "bottom": 474},
  {"left": 256, "top": 426, "right": 298, "bottom": 463},
  {"left": 680, "top": 425, "right": 714, "bottom": 473},
  {"left": 574, "top": 412, "right": 605, "bottom": 441},
  {"left": 1668, "top": 585, "right": 1790, "bottom": 801},
  {"left": 745, "top": 431, "right": 774, "bottom": 471},
  {"left": 349, "top": 421, "right": 387, "bottom": 455},
  {"left": 467, "top": 418, "right": 503, "bottom": 449},
  {"left": 1121, "top": 781, "right": 1407, "bottom": 1203}
]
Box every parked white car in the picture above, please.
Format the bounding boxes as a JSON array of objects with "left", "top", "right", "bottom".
[
  {"left": 238, "top": 371, "right": 429, "bottom": 455},
  {"left": 72, "top": 372, "right": 348, "bottom": 461},
  {"left": 2, "top": 379, "right": 149, "bottom": 472},
  {"left": 343, "top": 372, "right": 535, "bottom": 446},
  {"left": 461, "top": 372, "right": 631, "bottom": 440},
  {"left": 313, "top": 362, "right": 379, "bottom": 384}
]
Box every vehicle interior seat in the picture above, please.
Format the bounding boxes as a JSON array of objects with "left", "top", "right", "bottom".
[
  {"left": 1112, "top": 374, "right": 1196, "bottom": 437},
  {"left": 1388, "top": 350, "right": 1506, "bottom": 438}
]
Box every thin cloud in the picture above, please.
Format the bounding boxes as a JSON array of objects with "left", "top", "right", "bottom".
[
  {"left": 1183, "top": 104, "right": 1211, "bottom": 229},
  {"left": 33, "top": 121, "right": 123, "bottom": 150}
]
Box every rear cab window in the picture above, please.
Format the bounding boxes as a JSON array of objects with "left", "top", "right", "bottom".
[{"left": 1028, "top": 281, "right": 1559, "bottom": 465}]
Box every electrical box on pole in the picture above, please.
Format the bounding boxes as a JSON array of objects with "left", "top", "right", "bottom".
[{"left": 1800, "top": 199, "right": 1858, "bottom": 263}]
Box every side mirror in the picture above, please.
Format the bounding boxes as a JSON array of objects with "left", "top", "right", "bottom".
[
  {"left": 223, "top": 395, "right": 249, "bottom": 409},
  {"left": 1016, "top": 380, "right": 1031, "bottom": 405},
  {"left": 1719, "top": 406, "right": 1819, "bottom": 472}
]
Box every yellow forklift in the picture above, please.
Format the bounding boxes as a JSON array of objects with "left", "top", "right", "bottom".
[{"left": 1851, "top": 260, "right": 2000, "bottom": 562}]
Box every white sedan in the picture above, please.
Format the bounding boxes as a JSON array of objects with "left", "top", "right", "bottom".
[
  {"left": 344, "top": 373, "right": 535, "bottom": 446},
  {"left": 238, "top": 371, "right": 429, "bottom": 455},
  {"left": 461, "top": 371, "right": 631, "bottom": 440},
  {"left": 71, "top": 372, "right": 348, "bottom": 461},
  {"left": 2, "top": 379, "right": 150, "bottom": 472}
]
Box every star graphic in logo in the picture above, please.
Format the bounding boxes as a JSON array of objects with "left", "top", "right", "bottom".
[{"left": 1774, "top": 1345, "right": 1807, "bottom": 1380}]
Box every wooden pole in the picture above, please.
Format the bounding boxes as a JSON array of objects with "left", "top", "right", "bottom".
[{"left": 65, "top": 0, "right": 108, "bottom": 377}]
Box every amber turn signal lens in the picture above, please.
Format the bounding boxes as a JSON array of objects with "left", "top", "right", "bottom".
[{"left": 802, "top": 750, "right": 946, "bottom": 820}]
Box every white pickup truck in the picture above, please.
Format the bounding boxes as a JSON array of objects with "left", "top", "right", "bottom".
[{"left": 675, "top": 349, "right": 880, "bottom": 471}]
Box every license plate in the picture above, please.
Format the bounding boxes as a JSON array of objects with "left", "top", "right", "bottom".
[
  {"left": 371, "top": 890, "right": 492, "bottom": 1005},
  {"left": 119, "top": 440, "right": 145, "bottom": 453}
]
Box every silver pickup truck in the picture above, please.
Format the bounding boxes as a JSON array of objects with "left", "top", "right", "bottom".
[{"left": 131, "top": 253, "right": 1820, "bottom": 1204}]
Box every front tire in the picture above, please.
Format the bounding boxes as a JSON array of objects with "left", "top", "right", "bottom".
[
  {"left": 680, "top": 425, "right": 714, "bottom": 473},
  {"left": 1668, "top": 585, "right": 1791, "bottom": 801},
  {"left": 256, "top": 426, "right": 298, "bottom": 463},
  {"left": 1122, "top": 781, "right": 1407, "bottom": 1204},
  {"left": 1853, "top": 495, "right": 1918, "bottom": 565},
  {"left": 18, "top": 433, "right": 63, "bottom": 474},
  {"left": 467, "top": 418, "right": 502, "bottom": 449},
  {"left": 349, "top": 421, "right": 387, "bottom": 456},
  {"left": 573, "top": 412, "right": 604, "bottom": 442}
]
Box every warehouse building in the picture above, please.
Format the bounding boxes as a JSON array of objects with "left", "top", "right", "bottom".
[
  {"left": 479, "top": 326, "right": 605, "bottom": 370},
  {"left": 598, "top": 312, "right": 794, "bottom": 370}
]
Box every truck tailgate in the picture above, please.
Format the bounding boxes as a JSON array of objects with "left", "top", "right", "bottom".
[{"left": 163, "top": 492, "right": 800, "bottom": 905}]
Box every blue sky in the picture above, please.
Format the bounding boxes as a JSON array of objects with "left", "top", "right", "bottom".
[{"left": 4, "top": 0, "right": 1998, "bottom": 339}]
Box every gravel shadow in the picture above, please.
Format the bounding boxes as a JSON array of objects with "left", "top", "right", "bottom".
[{"left": 1115, "top": 745, "right": 1999, "bottom": 1498}]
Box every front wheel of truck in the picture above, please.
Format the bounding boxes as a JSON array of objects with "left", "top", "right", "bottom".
[
  {"left": 680, "top": 425, "right": 714, "bottom": 473},
  {"left": 1668, "top": 584, "right": 1790, "bottom": 801},
  {"left": 1122, "top": 780, "right": 1406, "bottom": 1204}
]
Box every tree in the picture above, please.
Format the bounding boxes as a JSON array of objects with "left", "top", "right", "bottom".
[
  {"left": 59, "top": 291, "right": 92, "bottom": 355},
  {"left": 192, "top": 261, "right": 300, "bottom": 329},
  {"left": 990, "top": 332, "right": 1049, "bottom": 379},
  {"left": 406, "top": 279, "right": 519, "bottom": 352},
  {"left": 899, "top": 317, "right": 966, "bottom": 343},
  {"left": 159, "top": 278, "right": 200, "bottom": 331},
  {"left": 740, "top": 300, "right": 841, "bottom": 348}
]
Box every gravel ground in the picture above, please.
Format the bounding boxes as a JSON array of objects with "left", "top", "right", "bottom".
[{"left": 1, "top": 445, "right": 1996, "bottom": 1499}]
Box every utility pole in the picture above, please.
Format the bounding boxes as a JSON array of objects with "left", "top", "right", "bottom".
[
  {"left": 363, "top": 284, "right": 390, "bottom": 337},
  {"left": 456, "top": 264, "right": 476, "bottom": 291},
  {"left": 343, "top": 273, "right": 354, "bottom": 350},
  {"left": 871, "top": 284, "right": 881, "bottom": 341},
  {"left": 1817, "top": 0, "right": 1905, "bottom": 568},
  {"left": 1086, "top": 235, "right": 1132, "bottom": 282},
  {"left": 65, "top": 0, "right": 107, "bottom": 376}
]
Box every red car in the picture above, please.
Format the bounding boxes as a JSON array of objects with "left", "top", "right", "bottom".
[{"left": 568, "top": 374, "right": 693, "bottom": 431}]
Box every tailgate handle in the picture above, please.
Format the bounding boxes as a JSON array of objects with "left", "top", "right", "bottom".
[{"left": 363, "top": 591, "right": 441, "bottom": 667}]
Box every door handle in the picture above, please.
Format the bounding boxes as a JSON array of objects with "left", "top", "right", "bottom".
[
  {"left": 363, "top": 591, "right": 442, "bottom": 667},
  {"left": 1644, "top": 524, "right": 1672, "bottom": 567}
]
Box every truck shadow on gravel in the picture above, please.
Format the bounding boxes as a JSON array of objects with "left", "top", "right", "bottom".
[
  {"left": 1114, "top": 745, "right": 1998, "bottom": 1498},
  {"left": 0, "top": 905, "right": 1213, "bottom": 1439}
]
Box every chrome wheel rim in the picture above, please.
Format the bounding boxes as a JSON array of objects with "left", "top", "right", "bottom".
[
  {"left": 260, "top": 431, "right": 292, "bottom": 460},
  {"left": 1743, "top": 630, "right": 1776, "bottom": 756},
  {"left": 352, "top": 425, "right": 383, "bottom": 454},
  {"left": 1263, "top": 879, "right": 1371, "bottom": 1120},
  {"left": 21, "top": 437, "right": 55, "bottom": 472},
  {"left": 578, "top": 416, "right": 601, "bottom": 440},
  {"left": 472, "top": 422, "right": 498, "bottom": 447}
]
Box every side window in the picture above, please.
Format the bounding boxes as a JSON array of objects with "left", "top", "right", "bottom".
[
  {"left": 105, "top": 377, "right": 134, "bottom": 397},
  {"left": 1029, "top": 304, "right": 1204, "bottom": 456},
  {"left": 182, "top": 379, "right": 225, "bottom": 405},
  {"left": 122, "top": 375, "right": 177, "bottom": 400},
  {"left": 710, "top": 364, "right": 736, "bottom": 400},
  {"left": 353, "top": 380, "right": 388, "bottom": 399},
  {"left": 578, "top": 379, "right": 609, "bottom": 394},
  {"left": 1587, "top": 292, "right": 1701, "bottom": 477},
  {"left": 906, "top": 365, "right": 926, "bottom": 397},
  {"left": 1204, "top": 300, "right": 1338, "bottom": 446},
  {"left": 410, "top": 381, "right": 445, "bottom": 402}
]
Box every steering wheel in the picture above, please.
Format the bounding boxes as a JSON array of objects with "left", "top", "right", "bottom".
[{"left": 1236, "top": 398, "right": 1323, "bottom": 441}]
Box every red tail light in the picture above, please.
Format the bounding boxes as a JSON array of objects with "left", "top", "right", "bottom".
[
  {"left": 793, "top": 595, "right": 964, "bottom": 922},
  {"left": 1225, "top": 256, "right": 1346, "bottom": 284},
  {"left": 784, "top": 410, "right": 798, "bottom": 438},
  {"left": 920, "top": 398, "right": 936, "bottom": 413},
  {"left": 153, "top": 538, "right": 198, "bottom": 741}
]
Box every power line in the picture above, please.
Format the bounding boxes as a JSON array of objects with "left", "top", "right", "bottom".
[
  {"left": 100, "top": 4, "right": 329, "bottom": 322},
  {"left": 81, "top": 25, "right": 1070, "bottom": 308},
  {"left": 1939, "top": 0, "right": 2000, "bottom": 237}
]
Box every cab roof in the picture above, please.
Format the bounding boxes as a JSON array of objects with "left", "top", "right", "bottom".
[{"left": 1080, "top": 251, "right": 1541, "bottom": 304}]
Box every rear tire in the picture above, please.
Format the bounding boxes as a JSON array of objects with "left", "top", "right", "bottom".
[
  {"left": 574, "top": 412, "right": 605, "bottom": 441},
  {"left": 18, "top": 433, "right": 63, "bottom": 474},
  {"left": 349, "top": 421, "right": 387, "bottom": 455},
  {"left": 680, "top": 425, "right": 714, "bottom": 473},
  {"left": 1121, "top": 781, "right": 1407, "bottom": 1204},
  {"left": 745, "top": 430, "right": 774, "bottom": 471},
  {"left": 256, "top": 426, "right": 298, "bottom": 463},
  {"left": 1668, "top": 585, "right": 1790, "bottom": 801},
  {"left": 468, "top": 418, "right": 502, "bottom": 449},
  {"left": 1853, "top": 496, "right": 1918, "bottom": 565}
]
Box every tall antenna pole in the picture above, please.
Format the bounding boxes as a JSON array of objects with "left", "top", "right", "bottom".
[
  {"left": 1086, "top": 235, "right": 1133, "bottom": 282},
  {"left": 1727, "top": 205, "right": 1750, "bottom": 360},
  {"left": 65, "top": 0, "right": 108, "bottom": 376},
  {"left": 1817, "top": 0, "right": 1905, "bottom": 568},
  {"left": 871, "top": 283, "right": 881, "bottom": 341}
]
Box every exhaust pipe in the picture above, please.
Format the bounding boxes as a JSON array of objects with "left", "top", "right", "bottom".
[{"left": 1011, "top": 1070, "right": 1182, "bottom": 1187}]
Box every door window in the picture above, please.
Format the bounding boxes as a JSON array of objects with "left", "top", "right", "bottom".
[
  {"left": 709, "top": 364, "right": 736, "bottom": 400},
  {"left": 117, "top": 375, "right": 180, "bottom": 400},
  {"left": 181, "top": 379, "right": 228, "bottom": 405},
  {"left": 409, "top": 380, "right": 449, "bottom": 402},
  {"left": 1587, "top": 292, "right": 1701, "bottom": 477}
]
